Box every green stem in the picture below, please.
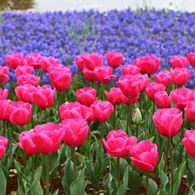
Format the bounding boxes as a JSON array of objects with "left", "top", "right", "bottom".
[
  {"left": 31, "top": 155, "right": 34, "bottom": 181},
  {"left": 146, "top": 171, "right": 149, "bottom": 195},
  {"left": 45, "top": 154, "right": 50, "bottom": 195},
  {"left": 136, "top": 125, "right": 139, "bottom": 138},
  {"left": 113, "top": 105, "right": 116, "bottom": 129},
  {"left": 57, "top": 90, "right": 62, "bottom": 109},
  {"left": 100, "top": 121, "right": 104, "bottom": 140},
  {"left": 71, "top": 146, "right": 77, "bottom": 180},
  {"left": 20, "top": 125, "right": 24, "bottom": 133},
  {"left": 44, "top": 109, "right": 47, "bottom": 123},
  {"left": 164, "top": 138, "right": 169, "bottom": 173},
  {"left": 87, "top": 121, "right": 91, "bottom": 142},
  {"left": 139, "top": 91, "right": 142, "bottom": 111},
  {"left": 117, "top": 157, "right": 120, "bottom": 187},
  {"left": 31, "top": 109, "right": 34, "bottom": 128},
  {"left": 126, "top": 104, "right": 130, "bottom": 134},
  {"left": 168, "top": 137, "right": 174, "bottom": 185},
  {"left": 180, "top": 111, "right": 185, "bottom": 141},
  {"left": 128, "top": 97, "right": 132, "bottom": 135},
  {"left": 3, "top": 120, "right": 6, "bottom": 137}
]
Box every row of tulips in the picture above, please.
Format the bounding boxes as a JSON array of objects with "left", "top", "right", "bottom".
[{"left": 1, "top": 51, "right": 195, "bottom": 195}]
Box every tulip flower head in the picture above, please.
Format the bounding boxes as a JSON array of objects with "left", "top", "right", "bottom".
[
  {"left": 105, "top": 51, "right": 125, "bottom": 68},
  {"left": 153, "top": 108, "right": 183, "bottom": 137},
  {"left": 170, "top": 68, "right": 191, "bottom": 86},
  {"left": 170, "top": 55, "right": 188, "bottom": 68},
  {"left": 4, "top": 52, "right": 24, "bottom": 69},
  {"left": 182, "top": 130, "right": 195, "bottom": 157},
  {"left": 133, "top": 55, "right": 160, "bottom": 75},
  {"left": 76, "top": 87, "right": 96, "bottom": 106},
  {"left": 130, "top": 140, "right": 158, "bottom": 171},
  {"left": 0, "top": 136, "right": 8, "bottom": 158},
  {"left": 91, "top": 100, "right": 114, "bottom": 122},
  {"left": 60, "top": 118, "right": 89, "bottom": 147},
  {"left": 0, "top": 66, "right": 9, "bottom": 83},
  {"left": 102, "top": 130, "right": 137, "bottom": 158},
  {"left": 19, "top": 123, "right": 64, "bottom": 155}
]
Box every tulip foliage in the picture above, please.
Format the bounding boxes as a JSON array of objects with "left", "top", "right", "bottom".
[{"left": 1, "top": 49, "right": 195, "bottom": 195}]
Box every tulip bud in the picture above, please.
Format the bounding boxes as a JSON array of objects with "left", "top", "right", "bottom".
[{"left": 132, "top": 108, "right": 142, "bottom": 125}]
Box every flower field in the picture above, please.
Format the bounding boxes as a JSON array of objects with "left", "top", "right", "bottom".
[{"left": 1, "top": 8, "right": 195, "bottom": 195}]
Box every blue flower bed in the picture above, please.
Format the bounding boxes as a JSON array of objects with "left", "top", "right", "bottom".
[{"left": 1, "top": 8, "right": 195, "bottom": 87}]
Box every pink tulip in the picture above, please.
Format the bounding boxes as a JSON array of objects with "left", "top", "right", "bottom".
[
  {"left": 76, "top": 87, "right": 96, "bottom": 106},
  {"left": 29, "top": 123, "right": 64, "bottom": 154},
  {"left": 94, "top": 66, "right": 116, "bottom": 83},
  {"left": 145, "top": 82, "right": 166, "bottom": 100},
  {"left": 121, "top": 94, "right": 139, "bottom": 105},
  {"left": 104, "top": 87, "right": 123, "bottom": 105},
  {"left": 59, "top": 102, "right": 92, "bottom": 121},
  {"left": 9, "top": 102, "right": 32, "bottom": 126},
  {"left": 153, "top": 108, "right": 183, "bottom": 137},
  {"left": 154, "top": 91, "right": 172, "bottom": 108},
  {"left": 130, "top": 140, "right": 158, "bottom": 171},
  {"left": 105, "top": 52, "right": 125, "bottom": 68},
  {"left": 17, "top": 74, "right": 40, "bottom": 87},
  {"left": 91, "top": 100, "right": 114, "bottom": 122},
  {"left": 187, "top": 52, "right": 195, "bottom": 68},
  {"left": 170, "top": 88, "right": 195, "bottom": 110},
  {"left": 23, "top": 53, "right": 42, "bottom": 69},
  {"left": 15, "top": 84, "right": 36, "bottom": 104},
  {"left": 184, "top": 101, "right": 195, "bottom": 122},
  {"left": 33, "top": 85, "right": 55, "bottom": 109},
  {"left": 0, "top": 88, "right": 9, "bottom": 100},
  {"left": 170, "top": 55, "right": 188, "bottom": 68},
  {"left": 0, "top": 66, "right": 9, "bottom": 83},
  {"left": 182, "top": 130, "right": 195, "bottom": 157},
  {"left": 154, "top": 70, "right": 172, "bottom": 87},
  {"left": 60, "top": 118, "right": 89, "bottom": 147},
  {"left": 19, "top": 131, "right": 39, "bottom": 155},
  {"left": 0, "top": 136, "right": 8, "bottom": 158},
  {"left": 170, "top": 68, "right": 191, "bottom": 86},
  {"left": 49, "top": 66, "right": 72, "bottom": 91},
  {"left": 15, "top": 65, "right": 34, "bottom": 76},
  {"left": 116, "top": 75, "right": 141, "bottom": 98},
  {"left": 75, "top": 53, "right": 102, "bottom": 71},
  {"left": 133, "top": 55, "right": 160, "bottom": 75},
  {"left": 4, "top": 52, "right": 24, "bottom": 69},
  {"left": 0, "top": 100, "right": 13, "bottom": 121},
  {"left": 121, "top": 64, "right": 140, "bottom": 75},
  {"left": 102, "top": 130, "right": 137, "bottom": 157},
  {"left": 82, "top": 67, "right": 95, "bottom": 82},
  {"left": 136, "top": 75, "right": 150, "bottom": 91},
  {"left": 40, "top": 56, "right": 58, "bottom": 72}
]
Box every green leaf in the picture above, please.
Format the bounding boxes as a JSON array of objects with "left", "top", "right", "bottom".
[
  {"left": 85, "top": 161, "right": 99, "bottom": 190},
  {"left": 189, "top": 186, "right": 195, "bottom": 195},
  {"left": 172, "top": 143, "right": 185, "bottom": 167},
  {"left": 0, "top": 164, "right": 6, "bottom": 195},
  {"left": 109, "top": 160, "right": 117, "bottom": 179},
  {"left": 118, "top": 158, "right": 128, "bottom": 176},
  {"left": 172, "top": 161, "right": 186, "bottom": 195},
  {"left": 62, "top": 158, "right": 74, "bottom": 195},
  {"left": 158, "top": 152, "right": 166, "bottom": 172},
  {"left": 128, "top": 169, "right": 141, "bottom": 193},
  {"left": 14, "top": 160, "right": 28, "bottom": 181},
  {"left": 116, "top": 166, "right": 129, "bottom": 195},
  {"left": 52, "top": 189, "right": 59, "bottom": 195},
  {"left": 159, "top": 170, "right": 169, "bottom": 186},
  {"left": 49, "top": 152, "right": 60, "bottom": 182},
  {"left": 143, "top": 175, "right": 158, "bottom": 195},
  {"left": 70, "top": 168, "right": 87, "bottom": 195}
]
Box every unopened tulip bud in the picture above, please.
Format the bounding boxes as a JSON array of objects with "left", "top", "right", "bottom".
[{"left": 132, "top": 108, "right": 142, "bottom": 125}]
